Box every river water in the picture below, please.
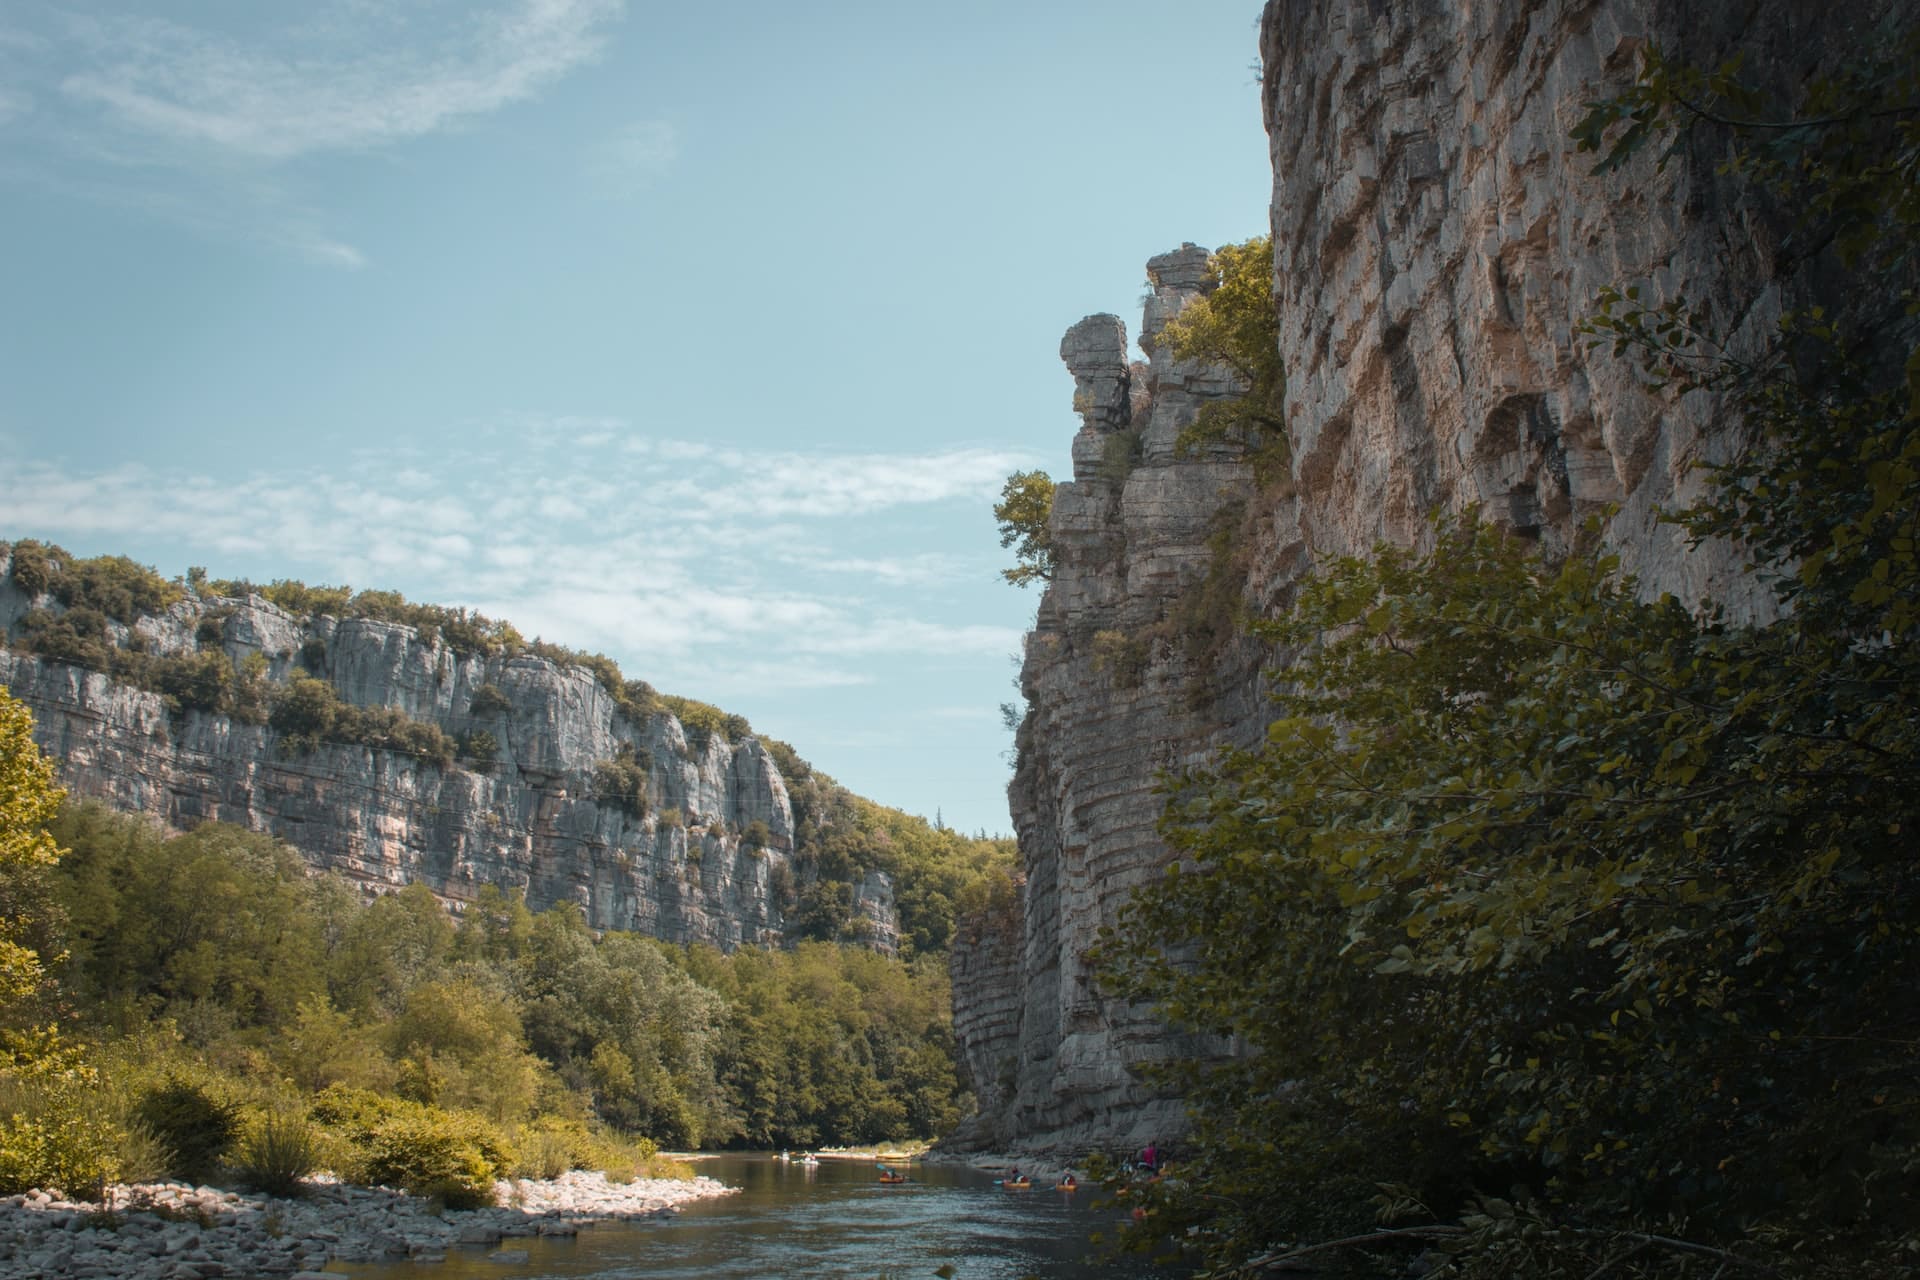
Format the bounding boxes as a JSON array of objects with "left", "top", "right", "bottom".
[{"left": 333, "top": 1155, "right": 1188, "bottom": 1280}]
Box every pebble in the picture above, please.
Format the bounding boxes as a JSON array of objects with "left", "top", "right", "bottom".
[{"left": 0, "top": 1171, "right": 735, "bottom": 1279}]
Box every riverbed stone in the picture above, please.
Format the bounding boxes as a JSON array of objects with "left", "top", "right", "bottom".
[{"left": 0, "top": 1172, "right": 734, "bottom": 1280}]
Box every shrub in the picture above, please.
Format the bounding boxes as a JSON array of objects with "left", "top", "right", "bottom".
[
  {"left": 0, "top": 1078, "right": 129, "bottom": 1199},
  {"left": 270, "top": 671, "right": 337, "bottom": 739},
  {"left": 7, "top": 540, "right": 54, "bottom": 598},
  {"left": 151, "top": 651, "right": 235, "bottom": 715},
  {"left": 516, "top": 1126, "right": 573, "bottom": 1180},
  {"left": 0, "top": 1037, "right": 163, "bottom": 1200},
  {"left": 591, "top": 747, "right": 650, "bottom": 817},
  {"left": 1092, "top": 628, "right": 1153, "bottom": 690},
  {"left": 1097, "top": 426, "right": 1143, "bottom": 485},
  {"left": 458, "top": 729, "right": 498, "bottom": 767},
  {"left": 261, "top": 581, "right": 353, "bottom": 619},
  {"left": 361, "top": 1112, "right": 504, "bottom": 1208},
  {"left": 467, "top": 684, "right": 513, "bottom": 718},
  {"left": 661, "top": 696, "right": 736, "bottom": 751},
  {"left": 311, "top": 1086, "right": 508, "bottom": 1208},
  {"left": 270, "top": 675, "right": 456, "bottom": 768},
  {"left": 48, "top": 551, "right": 182, "bottom": 624},
  {"left": 136, "top": 1074, "right": 243, "bottom": 1184},
  {"left": 762, "top": 738, "right": 810, "bottom": 782},
  {"left": 235, "top": 1111, "right": 323, "bottom": 1197}
]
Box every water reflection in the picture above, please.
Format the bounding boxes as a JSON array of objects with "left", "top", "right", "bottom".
[{"left": 334, "top": 1154, "right": 1188, "bottom": 1279}]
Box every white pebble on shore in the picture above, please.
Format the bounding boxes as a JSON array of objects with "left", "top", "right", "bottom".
[{"left": 0, "top": 1171, "right": 736, "bottom": 1280}]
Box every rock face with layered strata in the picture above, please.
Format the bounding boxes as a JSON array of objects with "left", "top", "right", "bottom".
[
  {"left": 951, "top": 0, "right": 1889, "bottom": 1156},
  {"left": 1259, "top": 0, "right": 1903, "bottom": 618},
  {"left": 0, "top": 552, "right": 898, "bottom": 951},
  {"left": 948, "top": 248, "right": 1300, "bottom": 1154}
]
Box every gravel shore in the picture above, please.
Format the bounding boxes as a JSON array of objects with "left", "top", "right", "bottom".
[{"left": 0, "top": 1169, "right": 735, "bottom": 1279}]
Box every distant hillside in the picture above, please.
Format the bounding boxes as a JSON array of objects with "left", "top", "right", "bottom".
[{"left": 0, "top": 538, "right": 1014, "bottom": 957}]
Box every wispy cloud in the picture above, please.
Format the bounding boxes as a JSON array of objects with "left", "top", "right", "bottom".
[
  {"left": 2, "top": 2, "right": 624, "bottom": 265},
  {"left": 799, "top": 552, "right": 971, "bottom": 586},
  {"left": 647, "top": 443, "right": 1026, "bottom": 521},
  {"left": 588, "top": 118, "right": 678, "bottom": 195},
  {"left": 60, "top": 1, "right": 623, "bottom": 160},
  {"left": 0, "top": 421, "right": 1039, "bottom": 696}
]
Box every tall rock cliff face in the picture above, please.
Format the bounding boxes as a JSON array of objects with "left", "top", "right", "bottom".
[
  {"left": 1261, "top": 0, "right": 1893, "bottom": 616},
  {"left": 952, "top": 0, "right": 1880, "bottom": 1155},
  {"left": 0, "top": 551, "right": 898, "bottom": 952},
  {"left": 948, "top": 249, "right": 1303, "bottom": 1154}
]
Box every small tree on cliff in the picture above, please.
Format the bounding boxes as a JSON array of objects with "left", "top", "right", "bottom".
[
  {"left": 993, "top": 469, "right": 1055, "bottom": 588},
  {"left": 1154, "top": 236, "right": 1286, "bottom": 468}
]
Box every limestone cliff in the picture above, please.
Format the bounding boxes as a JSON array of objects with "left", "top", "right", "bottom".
[
  {"left": 0, "top": 550, "right": 899, "bottom": 952},
  {"left": 948, "top": 248, "right": 1298, "bottom": 1154},
  {"left": 1258, "top": 0, "right": 1894, "bottom": 619},
  {"left": 952, "top": 0, "right": 1891, "bottom": 1156}
]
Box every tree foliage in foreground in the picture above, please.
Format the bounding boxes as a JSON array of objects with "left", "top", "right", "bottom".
[
  {"left": 0, "top": 686, "right": 65, "bottom": 1016},
  {"left": 1097, "top": 31, "right": 1920, "bottom": 1279}
]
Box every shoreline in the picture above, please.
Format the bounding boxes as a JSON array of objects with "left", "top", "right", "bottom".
[
  {"left": 919, "top": 1149, "right": 1085, "bottom": 1186},
  {"left": 0, "top": 1169, "right": 735, "bottom": 1280}
]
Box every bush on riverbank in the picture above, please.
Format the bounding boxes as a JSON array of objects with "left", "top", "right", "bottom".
[{"left": 312, "top": 1087, "right": 510, "bottom": 1209}]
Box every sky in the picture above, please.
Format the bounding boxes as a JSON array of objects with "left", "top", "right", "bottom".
[{"left": 0, "top": 0, "right": 1273, "bottom": 836}]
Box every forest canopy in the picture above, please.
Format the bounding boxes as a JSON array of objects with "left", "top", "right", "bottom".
[{"left": 0, "top": 794, "right": 975, "bottom": 1201}]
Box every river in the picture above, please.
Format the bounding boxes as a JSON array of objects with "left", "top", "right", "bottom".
[{"left": 332, "top": 1155, "right": 1188, "bottom": 1279}]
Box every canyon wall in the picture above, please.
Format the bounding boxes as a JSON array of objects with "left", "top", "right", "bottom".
[
  {"left": 0, "top": 552, "right": 898, "bottom": 951},
  {"left": 948, "top": 248, "right": 1300, "bottom": 1153},
  {"left": 952, "top": 0, "right": 1893, "bottom": 1156}
]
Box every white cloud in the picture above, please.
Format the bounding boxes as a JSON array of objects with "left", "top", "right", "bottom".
[
  {"left": 588, "top": 118, "right": 678, "bottom": 195},
  {"left": 928, "top": 705, "right": 999, "bottom": 722},
  {"left": 60, "top": 1, "right": 624, "bottom": 160},
  {"left": 800, "top": 552, "right": 971, "bottom": 586},
  {"left": 658, "top": 444, "right": 1033, "bottom": 521},
  {"left": 796, "top": 618, "right": 1026, "bottom": 658},
  {"left": 0, "top": 3, "right": 620, "bottom": 266},
  {"left": 0, "top": 423, "right": 1033, "bottom": 702},
  {"left": 287, "top": 235, "right": 367, "bottom": 270}
]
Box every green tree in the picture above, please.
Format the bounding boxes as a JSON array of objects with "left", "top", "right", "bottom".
[
  {"left": 50, "top": 811, "right": 329, "bottom": 1035},
  {"left": 326, "top": 883, "right": 455, "bottom": 1016},
  {"left": 1155, "top": 236, "right": 1286, "bottom": 471},
  {"left": 386, "top": 978, "right": 542, "bottom": 1123},
  {"left": 0, "top": 688, "right": 65, "bottom": 1014},
  {"left": 993, "top": 469, "right": 1055, "bottom": 588}
]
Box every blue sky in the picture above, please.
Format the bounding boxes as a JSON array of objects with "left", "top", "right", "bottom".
[{"left": 0, "top": 0, "right": 1272, "bottom": 835}]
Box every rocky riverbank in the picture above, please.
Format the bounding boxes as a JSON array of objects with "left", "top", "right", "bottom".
[
  {"left": 0, "top": 1170, "right": 734, "bottom": 1279},
  {"left": 919, "top": 1149, "right": 1083, "bottom": 1187}
]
